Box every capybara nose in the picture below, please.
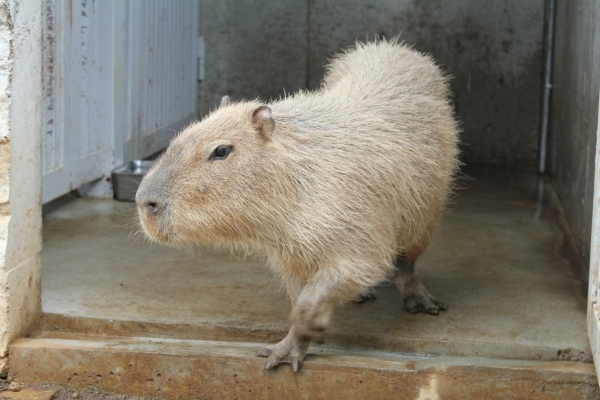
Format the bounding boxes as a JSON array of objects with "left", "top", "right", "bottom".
[
  {"left": 138, "top": 200, "right": 165, "bottom": 217},
  {"left": 146, "top": 201, "right": 162, "bottom": 214},
  {"left": 136, "top": 189, "right": 163, "bottom": 215},
  {"left": 136, "top": 184, "right": 163, "bottom": 215}
]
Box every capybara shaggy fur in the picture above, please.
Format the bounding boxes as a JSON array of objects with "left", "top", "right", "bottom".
[{"left": 136, "top": 39, "right": 460, "bottom": 372}]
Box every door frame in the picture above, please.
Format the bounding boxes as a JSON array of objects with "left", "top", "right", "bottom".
[{"left": 587, "top": 87, "right": 600, "bottom": 381}]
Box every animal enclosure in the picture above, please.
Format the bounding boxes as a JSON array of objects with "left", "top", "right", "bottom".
[{"left": 15, "top": 0, "right": 600, "bottom": 397}]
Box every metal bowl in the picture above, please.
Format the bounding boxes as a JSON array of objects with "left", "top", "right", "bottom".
[{"left": 111, "top": 160, "right": 155, "bottom": 202}]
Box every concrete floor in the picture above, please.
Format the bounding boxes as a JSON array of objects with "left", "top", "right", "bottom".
[{"left": 40, "top": 167, "right": 591, "bottom": 364}]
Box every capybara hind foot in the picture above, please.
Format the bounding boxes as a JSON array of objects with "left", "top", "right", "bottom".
[
  {"left": 256, "top": 329, "right": 310, "bottom": 372},
  {"left": 403, "top": 281, "right": 448, "bottom": 315},
  {"left": 394, "top": 254, "right": 448, "bottom": 315}
]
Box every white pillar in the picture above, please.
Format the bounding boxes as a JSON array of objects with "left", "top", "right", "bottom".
[{"left": 0, "top": 0, "right": 42, "bottom": 373}]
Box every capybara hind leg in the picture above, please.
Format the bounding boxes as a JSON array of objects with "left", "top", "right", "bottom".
[
  {"left": 394, "top": 254, "right": 448, "bottom": 315},
  {"left": 256, "top": 326, "right": 310, "bottom": 372}
]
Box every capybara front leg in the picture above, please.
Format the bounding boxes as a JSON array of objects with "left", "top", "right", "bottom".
[
  {"left": 256, "top": 287, "right": 328, "bottom": 372},
  {"left": 257, "top": 271, "right": 348, "bottom": 372},
  {"left": 394, "top": 254, "right": 448, "bottom": 315},
  {"left": 256, "top": 326, "right": 310, "bottom": 372},
  {"left": 289, "top": 274, "right": 342, "bottom": 343}
]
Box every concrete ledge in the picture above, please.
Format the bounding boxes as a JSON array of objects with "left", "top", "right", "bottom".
[
  {"left": 40, "top": 313, "right": 591, "bottom": 363},
  {"left": 9, "top": 336, "right": 599, "bottom": 399}
]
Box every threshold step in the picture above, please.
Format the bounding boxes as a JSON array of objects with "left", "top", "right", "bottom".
[{"left": 9, "top": 336, "right": 599, "bottom": 399}]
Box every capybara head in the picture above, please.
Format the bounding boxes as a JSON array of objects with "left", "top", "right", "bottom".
[{"left": 136, "top": 99, "right": 291, "bottom": 247}]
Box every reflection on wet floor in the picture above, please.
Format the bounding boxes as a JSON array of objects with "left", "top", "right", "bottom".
[{"left": 41, "top": 165, "right": 590, "bottom": 362}]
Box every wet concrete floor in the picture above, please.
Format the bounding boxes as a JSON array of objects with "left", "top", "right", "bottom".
[{"left": 41, "top": 166, "right": 591, "bottom": 363}]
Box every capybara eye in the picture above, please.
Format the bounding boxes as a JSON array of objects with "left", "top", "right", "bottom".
[{"left": 210, "top": 145, "right": 232, "bottom": 160}]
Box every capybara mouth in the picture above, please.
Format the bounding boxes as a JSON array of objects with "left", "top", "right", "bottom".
[
  {"left": 147, "top": 229, "right": 173, "bottom": 243},
  {"left": 141, "top": 224, "right": 176, "bottom": 244},
  {"left": 137, "top": 209, "right": 175, "bottom": 244}
]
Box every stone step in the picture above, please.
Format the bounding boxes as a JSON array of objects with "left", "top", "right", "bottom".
[{"left": 9, "top": 335, "right": 599, "bottom": 399}]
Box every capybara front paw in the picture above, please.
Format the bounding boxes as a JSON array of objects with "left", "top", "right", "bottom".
[
  {"left": 256, "top": 339, "right": 310, "bottom": 372},
  {"left": 404, "top": 290, "right": 448, "bottom": 315}
]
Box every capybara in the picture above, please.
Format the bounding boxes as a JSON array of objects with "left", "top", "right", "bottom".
[{"left": 136, "top": 39, "right": 460, "bottom": 372}]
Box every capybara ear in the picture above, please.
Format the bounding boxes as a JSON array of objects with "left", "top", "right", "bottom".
[
  {"left": 220, "top": 95, "right": 230, "bottom": 107},
  {"left": 251, "top": 106, "right": 275, "bottom": 140}
]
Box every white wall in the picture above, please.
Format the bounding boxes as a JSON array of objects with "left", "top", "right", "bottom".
[{"left": 0, "top": 0, "right": 42, "bottom": 373}]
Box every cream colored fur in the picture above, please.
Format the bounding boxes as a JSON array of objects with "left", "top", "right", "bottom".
[{"left": 136, "top": 39, "right": 460, "bottom": 371}]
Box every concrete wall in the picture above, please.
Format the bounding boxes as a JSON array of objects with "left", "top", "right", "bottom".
[
  {"left": 549, "top": 0, "right": 600, "bottom": 275},
  {"left": 199, "top": 0, "right": 546, "bottom": 165},
  {"left": 0, "top": 0, "right": 42, "bottom": 372},
  {"left": 198, "top": 0, "right": 308, "bottom": 116}
]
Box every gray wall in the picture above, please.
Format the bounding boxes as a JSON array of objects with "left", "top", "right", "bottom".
[
  {"left": 198, "top": 0, "right": 308, "bottom": 116},
  {"left": 308, "top": 0, "right": 545, "bottom": 164},
  {"left": 549, "top": 0, "right": 600, "bottom": 273},
  {"left": 199, "top": 0, "right": 546, "bottom": 165}
]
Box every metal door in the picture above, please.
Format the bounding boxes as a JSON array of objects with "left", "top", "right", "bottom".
[{"left": 42, "top": 0, "right": 198, "bottom": 203}]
